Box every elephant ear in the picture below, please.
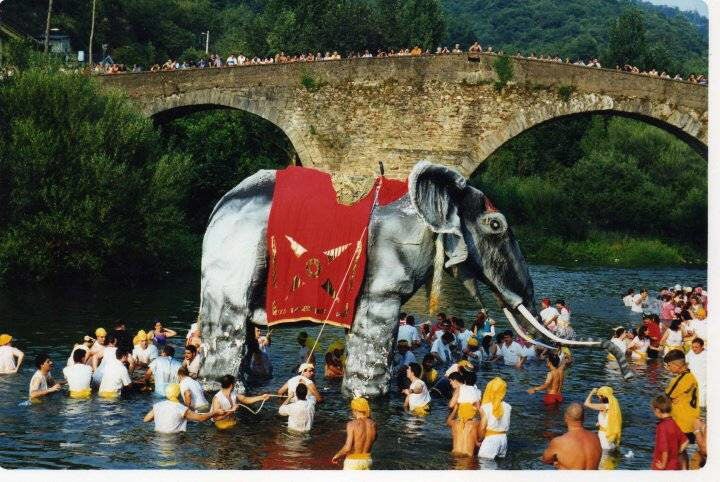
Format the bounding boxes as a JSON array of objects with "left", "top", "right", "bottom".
[{"left": 409, "top": 161, "right": 468, "bottom": 267}]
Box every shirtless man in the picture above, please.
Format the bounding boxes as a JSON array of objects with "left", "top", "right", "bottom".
[
  {"left": 446, "top": 403, "right": 482, "bottom": 457},
  {"left": 332, "top": 397, "right": 377, "bottom": 470},
  {"left": 542, "top": 403, "right": 601, "bottom": 469},
  {"left": 527, "top": 353, "right": 565, "bottom": 405}
]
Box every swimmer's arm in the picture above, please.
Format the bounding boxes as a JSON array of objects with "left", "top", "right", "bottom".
[
  {"left": 185, "top": 408, "right": 215, "bottom": 423},
  {"left": 183, "top": 389, "right": 192, "bottom": 407},
  {"left": 583, "top": 389, "right": 605, "bottom": 411},
  {"left": 659, "top": 331, "right": 669, "bottom": 346},
  {"left": 277, "top": 382, "right": 289, "bottom": 396},
  {"left": 311, "top": 384, "right": 324, "bottom": 402},
  {"left": 143, "top": 408, "right": 155, "bottom": 422},
  {"left": 143, "top": 367, "right": 153, "bottom": 383},
  {"left": 13, "top": 350, "right": 24, "bottom": 372},
  {"left": 477, "top": 411, "right": 488, "bottom": 441},
  {"left": 445, "top": 409, "right": 455, "bottom": 427},
  {"left": 164, "top": 328, "right": 178, "bottom": 338},
  {"left": 528, "top": 372, "right": 552, "bottom": 394},
  {"left": 237, "top": 393, "right": 270, "bottom": 404},
  {"left": 331, "top": 422, "right": 355, "bottom": 464}
]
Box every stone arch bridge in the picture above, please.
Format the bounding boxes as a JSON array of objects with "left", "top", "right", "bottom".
[{"left": 98, "top": 54, "right": 707, "bottom": 179}]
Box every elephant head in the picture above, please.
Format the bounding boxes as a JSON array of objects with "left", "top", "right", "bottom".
[{"left": 408, "top": 161, "right": 632, "bottom": 377}]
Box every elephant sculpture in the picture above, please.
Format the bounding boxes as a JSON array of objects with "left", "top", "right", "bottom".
[{"left": 197, "top": 161, "right": 630, "bottom": 396}]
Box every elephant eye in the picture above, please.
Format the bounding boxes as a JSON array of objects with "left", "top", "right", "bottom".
[{"left": 479, "top": 213, "right": 507, "bottom": 235}]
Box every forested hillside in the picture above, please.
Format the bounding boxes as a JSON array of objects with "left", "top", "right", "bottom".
[{"left": 1, "top": 0, "right": 707, "bottom": 74}]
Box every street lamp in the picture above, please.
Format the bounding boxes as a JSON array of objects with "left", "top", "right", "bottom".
[{"left": 200, "top": 31, "right": 209, "bottom": 55}]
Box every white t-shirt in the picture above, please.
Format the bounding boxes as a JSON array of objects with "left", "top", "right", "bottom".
[
  {"left": 397, "top": 324, "right": 420, "bottom": 345},
  {"left": 458, "top": 384, "right": 482, "bottom": 404},
  {"left": 0, "top": 345, "right": 22, "bottom": 373},
  {"left": 287, "top": 375, "right": 315, "bottom": 403},
  {"left": 63, "top": 363, "right": 92, "bottom": 392},
  {"left": 540, "top": 307, "right": 560, "bottom": 328},
  {"left": 29, "top": 370, "right": 50, "bottom": 398},
  {"left": 628, "top": 336, "right": 650, "bottom": 359},
  {"left": 481, "top": 401, "right": 512, "bottom": 432},
  {"left": 132, "top": 344, "right": 158, "bottom": 365},
  {"left": 430, "top": 338, "right": 452, "bottom": 363},
  {"left": 278, "top": 399, "right": 316, "bottom": 432},
  {"left": 686, "top": 350, "right": 706, "bottom": 386},
  {"left": 153, "top": 400, "right": 188, "bottom": 433},
  {"left": 631, "top": 294, "right": 644, "bottom": 313},
  {"left": 499, "top": 341, "right": 525, "bottom": 365},
  {"left": 149, "top": 356, "right": 182, "bottom": 396},
  {"left": 184, "top": 355, "right": 202, "bottom": 378},
  {"left": 455, "top": 329, "right": 474, "bottom": 351},
  {"left": 180, "top": 376, "right": 208, "bottom": 409},
  {"left": 622, "top": 295, "right": 633, "bottom": 307},
  {"left": 408, "top": 378, "right": 431, "bottom": 410},
  {"left": 99, "top": 360, "right": 131, "bottom": 393},
  {"left": 687, "top": 318, "right": 707, "bottom": 342}
]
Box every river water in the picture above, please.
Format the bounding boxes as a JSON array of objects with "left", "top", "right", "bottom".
[{"left": 0, "top": 264, "right": 706, "bottom": 470}]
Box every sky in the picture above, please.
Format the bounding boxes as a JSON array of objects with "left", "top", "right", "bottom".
[{"left": 643, "top": 0, "right": 708, "bottom": 16}]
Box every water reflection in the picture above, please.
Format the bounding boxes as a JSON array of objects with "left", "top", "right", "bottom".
[{"left": 0, "top": 265, "right": 707, "bottom": 469}]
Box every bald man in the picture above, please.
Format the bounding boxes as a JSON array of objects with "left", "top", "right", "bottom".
[{"left": 541, "top": 403, "right": 601, "bottom": 469}]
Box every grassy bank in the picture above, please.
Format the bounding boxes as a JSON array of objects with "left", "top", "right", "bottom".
[{"left": 513, "top": 228, "right": 706, "bottom": 267}]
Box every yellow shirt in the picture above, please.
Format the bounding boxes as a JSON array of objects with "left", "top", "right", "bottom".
[{"left": 665, "top": 370, "right": 700, "bottom": 433}]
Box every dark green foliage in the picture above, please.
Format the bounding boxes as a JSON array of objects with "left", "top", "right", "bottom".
[
  {"left": 492, "top": 55, "right": 514, "bottom": 91},
  {"left": 557, "top": 85, "right": 575, "bottom": 101},
  {"left": 159, "top": 109, "right": 292, "bottom": 233},
  {"left": 443, "top": 0, "right": 707, "bottom": 75},
  {"left": 0, "top": 65, "right": 197, "bottom": 284},
  {"left": 470, "top": 115, "right": 707, "bottom": 266},
  {"left": 606, "top": 7, "right": 647, "bottom": 67}
]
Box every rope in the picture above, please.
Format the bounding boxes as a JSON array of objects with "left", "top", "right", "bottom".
[
  {"left": 236, "top": 398, "right": 267, "bottom": 415},
  {"left": 304, "top": 175, "right": 384, "bottom": 363}
]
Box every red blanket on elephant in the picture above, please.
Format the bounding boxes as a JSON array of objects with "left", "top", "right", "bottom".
[{"left": 266, "top": 166, "right": 407, "bottom": 328}]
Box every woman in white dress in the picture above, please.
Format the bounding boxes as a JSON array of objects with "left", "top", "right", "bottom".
[
  {"left": 478, "top": 377, "right": 511, "bottom": 459},
  {"left": 659, "top": 318, "right": 685, "bottom": 355},
  {"left": 627, "top": 326, "right": 651, "bottom": 362},
  {"left": 583, "top": 386, "right": 622, "bottom": 451}
]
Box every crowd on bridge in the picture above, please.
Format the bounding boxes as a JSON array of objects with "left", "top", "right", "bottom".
[
  {"left": 90, "top": 40, "right": 707, "bottom": 85},
  {"left": 0, "top": 281, "right": 707, "bottom": 470}
]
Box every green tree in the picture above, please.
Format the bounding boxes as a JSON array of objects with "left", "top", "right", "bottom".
[
  {"left": 604, "top": 7, "right": 648, "bottom": 68},
  {"left": 0, "top": 65, "right": 197, "bottom": 284}
]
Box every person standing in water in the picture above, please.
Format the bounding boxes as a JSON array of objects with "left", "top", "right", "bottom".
[
  {"left": 331, "top": 397, "right": 377, "bottom": 470},
  {"left": 583, "top": 386, "right": 622, "bottom": 451},
  {"left": 278, "top": 382, "right": 315, "bottom": 432},
  {"left": 145, "top": 345, "right": 182, "bottom": 397},
  {"left": 541, "top": 403, "right": 601, "bottom": 469},
  {"left": 478, "top": 377, "right": 512, "bottom": 460},
  {"left": 527, "top": 353, "right": 565, "bottom": 405},
  {"left": 403, "top": 363, "right": 431, "bottom": 416},
  {"left": 29, "top": 353, "right": 65, "bottom": 401},
  {"left": 143, "top": 383, "right": 222, "bottom": 434},
  {"left": 63, "top": 349, "right": 93, "bottom": 399},
  {"left": 0, "top": 334, "right": 24, "bottom": 374},
  {"left": 446, "top": 402, "right": 482, "bottom": 457},
  {"left": 210, "top": 374, "right": 271, "bottom": 430}
]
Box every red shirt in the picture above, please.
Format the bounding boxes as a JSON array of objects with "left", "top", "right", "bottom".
[
  {"left": 644, "top": 320, "right": 662, "bottom": 347},
  {"left": 652, "top": 417, "right": 688, "bottom": 470}
]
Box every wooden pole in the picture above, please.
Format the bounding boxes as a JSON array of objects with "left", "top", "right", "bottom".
[
  {"left": 88, "top": 0, "right": 97, "bottom": 66},
  {"left": 44, "top": 0, "right": 53, "bottom": 54}
]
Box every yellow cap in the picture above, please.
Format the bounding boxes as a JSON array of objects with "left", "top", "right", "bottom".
[
  {"left": 467, "top": 337, "right": 479, "bottom": 347},
  {"left": 0, "top": 334, "right": 12, "bottom": 346},
  {"left": 457, "top": 360, "right": 474, "bottom": 371},
  {"left": 457, "top": 403, "right": 477, "bottom": 421},
  {"left": 95, "top": 328, "right": 107, "bottom": 337},
  {"left": 350, "top": 397, "right": 370, "bottom": 415},
  {"left": 166, "top": 383, "right": 181, "bottom": 401},
  {"left": 133, "top": 330, "right": 147, "bottom": 346}
]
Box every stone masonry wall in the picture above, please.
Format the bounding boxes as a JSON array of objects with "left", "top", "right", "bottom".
[{"left": 98, "top": 54, "right": 707, "bottom": 179}]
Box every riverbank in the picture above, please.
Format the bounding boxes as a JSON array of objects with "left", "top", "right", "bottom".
[{"left": 515, "top": 227, "right": 706, "bottom": 267}]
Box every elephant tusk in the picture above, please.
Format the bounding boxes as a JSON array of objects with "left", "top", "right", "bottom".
[
  {"left": 502, "top": 308, "right": 556, "bottom": 350},
  {"left": 517, "top": 304, "right": 601, "bottom": 347}
]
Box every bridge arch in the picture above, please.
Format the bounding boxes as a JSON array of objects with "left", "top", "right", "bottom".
[
  {"left": 467, "top": 92, "right": 707, "bottom": 174},
  {"left": 144, "top": 89, "right": 315, "bottom": 168}
]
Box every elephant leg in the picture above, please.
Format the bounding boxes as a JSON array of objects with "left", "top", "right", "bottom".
[
  {"left": 198, "top": 300, "right": 249, "bottom": 392},
  {"left": 342, "top": 294, "right": 401, "bottom": 398}
]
